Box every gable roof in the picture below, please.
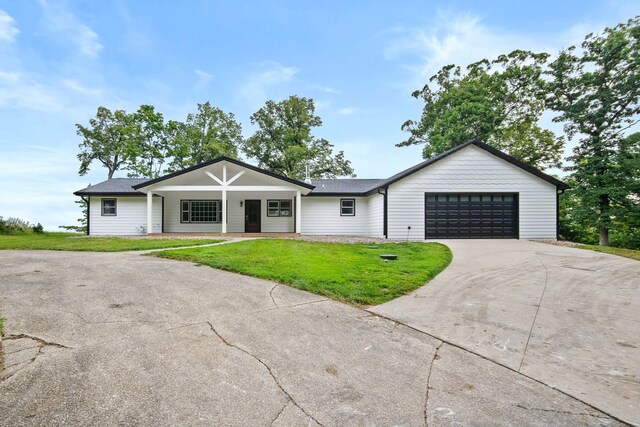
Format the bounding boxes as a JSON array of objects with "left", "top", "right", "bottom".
[
  {"left": 132, "top": 156, "right": 315, "bottom": 190},
  {"left": 74, "top": 141, "right": 569, "bottom": 197},
  {"left": 380, "top": 139, "right": 569, "bottom": 190},
  {"left": 74, "top": 178, "right": 148, "bottom": 196}
]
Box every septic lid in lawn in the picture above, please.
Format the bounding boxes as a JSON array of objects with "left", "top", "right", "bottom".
[
  {"left": 365, "top": 245, "right": 380, "bottom": 249},
  {"left": 379, "top": 254, "right": 397, "bottom": 260}
]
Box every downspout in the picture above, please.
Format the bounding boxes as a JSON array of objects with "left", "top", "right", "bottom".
[
  {"left": 556, "top": 189, "right": 564, "bottom": 241},
  {"left": 161, "top": 196, "right": 165, "bottom": 234},
  {"left": 378, "top": 187, "right": 388, "bottom": 239}
]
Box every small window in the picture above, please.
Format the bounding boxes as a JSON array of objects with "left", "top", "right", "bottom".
[
  {"left": 180, "top": 200, "right": 222, "bottom": 223},
  {"left": 340, "top": 199, "right": 355, "bottom": 216},
  {"left": 266, "top": 200, "right": 292, "bottom": 217},
  {"left": 101, "top": 198, "right": 117, "bottom": 216}
]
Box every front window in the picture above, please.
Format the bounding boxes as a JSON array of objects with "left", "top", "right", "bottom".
[
  {"left": 267, "top": 200, "right": 292, "bottom": 217},
  {"left": 180, "top": 200, "right": 222, "bottom": 223},
  {"left": 340, "top": 199, "right": 355, "bottom": 216},
  {"left": 101, "top": 198, "right": 117, "bottom": 216}
]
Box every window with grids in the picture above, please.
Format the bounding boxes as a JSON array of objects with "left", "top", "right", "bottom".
[
  {"left": 180, "top": 200, "right": 222, "bottom": 223},
  {"left": 340, "top": 199, "right": 355, "bottom": 216},
  {"left": 267, "top": 200, "right": 292, "bottom": 217},
  {"left": 101, "top": 198, "right": 117, "bottom": 216}
]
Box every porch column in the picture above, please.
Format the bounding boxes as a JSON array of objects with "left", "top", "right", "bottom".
[
  {"left": 221, "top": 164, "right": 227, "bottom": 233},
  {"left": 146, "top": 191, "right": 153, "bottom": 235},
  {"left": 295, "top": 190, "right": 302, "bottom": 234},
  {"left": 221, "top": 189, "right": 227, "bottom": 233}
]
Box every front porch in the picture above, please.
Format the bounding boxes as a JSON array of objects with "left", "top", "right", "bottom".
[{"left": 134, "top": 157, "right": 314, "bottom": 235}]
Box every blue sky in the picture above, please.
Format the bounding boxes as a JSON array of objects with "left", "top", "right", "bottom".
[{"left": 0, "top": 0, "right": 637, "bottom": 230}]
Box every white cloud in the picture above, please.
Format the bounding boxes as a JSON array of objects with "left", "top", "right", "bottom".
[
  {"left": 0, "top": 10, "right": 19, "bottom": 42},
  {"left": 338, "top": 107, "right": 357, "bottom": 116},
  {"left": 62, "top": 79, "right": 102, "bottom": 97},
  {"left": 384, "top": 11, "right": 541, "bottom": 87},
  {"left": 238, "top": 61, "right": 299, "bottom": 108},
  {"left": 322, "top": 86, "right": 341, "bottom": 94},
  {"left": 195, "top": 69, "right": 213, "bottom": 89},
  {"left": 0, "top": 70, "right": 63, "bottom": 111},
  {"left": 39, "top": 1, "right": 103, "bottom": 58},
  {"left": 383, "top": 10, "right": 622, "bottom": 90}
]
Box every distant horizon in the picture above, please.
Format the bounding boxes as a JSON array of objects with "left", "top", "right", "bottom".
[{"left": 0, "top": 1, "right": 635, "bottom": 230}]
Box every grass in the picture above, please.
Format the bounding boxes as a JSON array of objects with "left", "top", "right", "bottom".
[
  {"left": 575, "top": 244, "right": 640, "bottom": 261},
  {"left": 0, "top": 232, "right": 223, "bottom": 252},
  {"left": 151, "top": 239, "right": 452, "bottom": 306},
  {"left": 0, "top": 315, "right": 4, "bottom": 336}
]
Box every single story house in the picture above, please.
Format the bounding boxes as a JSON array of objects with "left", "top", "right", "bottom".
[{"left": 74, "top": 140, "right": 569, "bottom": 240}]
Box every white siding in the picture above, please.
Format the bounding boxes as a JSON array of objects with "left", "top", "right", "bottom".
[
  {"left": 301, "top": 197, "right": 371, "bottom": 236},
  {"left": 367, "top": 193, "right": 385, "bottom": 238},
  {"left": 163, "top": 191, "right": 295, "bottom": 233},
  {"left": 89, "top": 196, "right": 162, "bottom": 235},
  {"left": 387, "top": 145, "right": 557, "bottom": 240}
]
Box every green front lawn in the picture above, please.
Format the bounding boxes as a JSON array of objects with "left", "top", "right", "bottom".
[
  {"left": 151, "top": 239, "right": 452, "bottom": 306},
  {"left": 575, "top": 244, "right": 640, "bottom": 261},
  {"left": 0, "top": 232, "right": 223, "bottom": 252}
]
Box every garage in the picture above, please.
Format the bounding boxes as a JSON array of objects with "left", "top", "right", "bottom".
[{"left": 425, "top": 193, "right": 518, "bottom": 239}]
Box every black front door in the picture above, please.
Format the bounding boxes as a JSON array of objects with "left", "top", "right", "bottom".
[{"left": 245, "top": 200, "right": 261, "bottom": 233}]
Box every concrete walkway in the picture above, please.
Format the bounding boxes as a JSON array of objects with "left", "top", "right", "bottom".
[
  {"left": 0, "top": 249, "right": 627, "bottom": 426},
  {"left": 369, "top": 240, "right": 640, "bottom": 425}
]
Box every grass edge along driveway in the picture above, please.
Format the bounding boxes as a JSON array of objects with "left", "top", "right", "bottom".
[
  {"left": 0, "top": 232, "right": 223, "bottom": 252},
  {"left": 151, "top": 239, "right": 452, "bottom": 306}
]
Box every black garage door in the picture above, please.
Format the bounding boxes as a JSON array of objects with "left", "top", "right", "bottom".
[{"left": 425, "top": 193, "right": 518, "bottom": 239}]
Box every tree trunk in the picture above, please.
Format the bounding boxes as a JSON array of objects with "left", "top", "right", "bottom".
[{"left": 599, "top": 226, "right": 609, "bottom": 246}]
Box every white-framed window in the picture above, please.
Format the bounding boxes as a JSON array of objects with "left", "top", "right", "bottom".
[
  {"left": 101, "top": 198, "right": 117, "bottom": 216},
  {"left": 340, "top": 198, "right": 355, "bottom": 216},
  {"left": 180, "top": 200, "right": 222, "bottom": 223},
  {"left": 267, "top": 200, "right": 292, "bottom": 217}
]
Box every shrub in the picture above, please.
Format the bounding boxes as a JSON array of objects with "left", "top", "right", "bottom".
[{"left": 0, "top": 216, "right": 42, "bottom": 235}]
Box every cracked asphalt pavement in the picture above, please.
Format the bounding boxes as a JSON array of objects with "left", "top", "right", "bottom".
[{"left": 0, "top": 249, "right": 630, "bottom": 426}]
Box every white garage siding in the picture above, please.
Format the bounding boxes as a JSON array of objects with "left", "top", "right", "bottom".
[
  {"left": 386, "top": 145, "right": 558, "bottom": 240},
  {"left": 301, "top": 197, "right": 370, "bottom": 236},
  {"left": 89, "top": 196, "right": 162, "bottom": 235}
]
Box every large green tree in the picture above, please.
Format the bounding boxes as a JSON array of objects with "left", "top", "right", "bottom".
[
  {"left": 127, "top": 105, "right": 171, "bottom": 179},
  {"left": 242, "top": 95, "right": 354, "bottom": 179},
  {"left": 398, "top": 50, "right": 564, "bottom": 170},
  {"left": 166, "top": 102, "right": 242, "bottom": 172},
  {"left": 547, "top": 17, "right": 640, "bottom": 246},
  {"left": 76, "top": 106, "right": 139, "bottom": 179}
]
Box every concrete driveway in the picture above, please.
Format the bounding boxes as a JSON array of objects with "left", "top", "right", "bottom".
[
  {"left": 0, "top": 248, "right": 630, "bottom": 426},
  {"left": 370, "top": 240, "right": 640, "bottom": 426}
]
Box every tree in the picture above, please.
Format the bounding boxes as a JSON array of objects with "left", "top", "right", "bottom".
[
  {"left": 242, "top": 95, "right": 355, "bottom": 179},
  {"left": 398, "top": 50, "right": 564, "bottom": 170},
  {"left": 166, "top": 102, "right": 242, "bottom": 172},
  {"left": 547, "top": 17, "right": 640, "bottom": 246},
  {"left": 76, "top": 106, "right": 139, "bottom": 179},
  {"left": 127, "top": 105, "right": 171, "bottom": 179},
  {"left": 58, "top": 198, "right": 87, "bottom": 233}
]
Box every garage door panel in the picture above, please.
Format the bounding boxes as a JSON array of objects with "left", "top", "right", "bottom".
[{"left": 425, "top": 193, "right": 518, "bottom": 239}]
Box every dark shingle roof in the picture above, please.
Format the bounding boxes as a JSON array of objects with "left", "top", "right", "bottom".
[
  {"left": 308, "top": 179, "right": 386, "bottom": 195},
  {"left": 74, "top": 141, "right": 569, "bottom": 197},
  {"left": 74, "top": 178, "right": 149, "bottom": 196}
]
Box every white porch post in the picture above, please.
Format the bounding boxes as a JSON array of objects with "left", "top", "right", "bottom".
[
  {"left": 221, "top": 164, "right": 227, "bottom": 233},
  {"left": 296, "top": 190, "right": 302, "bottom": 234},
  {"left": 146, "top": 191, "right": 153, "bottom": 235}
]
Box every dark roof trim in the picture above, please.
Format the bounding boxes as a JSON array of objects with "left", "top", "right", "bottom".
[
  {"left": 132, "top": 156, "right": 315, "bottom": 190},
  {"left": 381, "top": 140, "right": 569, "bottom": 190}
]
